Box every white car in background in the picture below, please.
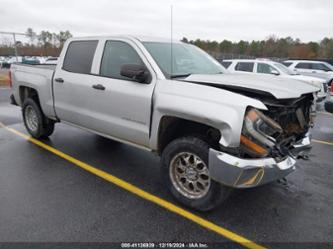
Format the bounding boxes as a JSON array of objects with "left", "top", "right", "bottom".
[
  {"left": 283, "top": 60, "right": 333, "bottom": 85},
  {"left": 8, "top": 56, "right": 23, "bottom": 63},
  {"left": 223, "top": 59, "right": 328, "bottom": 101},
  {"left": 44, "top": 57, "right": 58, "bottom": 64}
]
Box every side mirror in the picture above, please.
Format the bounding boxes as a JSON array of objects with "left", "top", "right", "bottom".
[
  {"left": 271, "top": 69, "right": 280, "bottom": 76},
  {"left": 120, "top": 64, "right": 150, "bottom": 84}
]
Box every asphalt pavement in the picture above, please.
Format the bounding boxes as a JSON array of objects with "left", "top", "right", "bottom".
[{"left": 0, "top": 87, "right": 332, "bottom": 249}]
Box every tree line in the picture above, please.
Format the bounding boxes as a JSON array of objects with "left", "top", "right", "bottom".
[
  {"left": 0, "top": 28, "right": 332, "bottom": 59},
  {"left": 0, "top": 28, "right": 73, "bottom": 56},
  {"left": 182, "top": 35, "right": 333, "bottom": 59}
]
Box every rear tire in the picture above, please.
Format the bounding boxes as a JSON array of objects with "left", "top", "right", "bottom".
[
  {"left": 22, "top": 98, "right": 55, "bottom": 139},
  {"left": 161, "top": 136, "right": 230, "bottom": 211}
]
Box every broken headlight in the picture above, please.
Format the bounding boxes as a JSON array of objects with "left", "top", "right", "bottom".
[{"left": 241, "top": 108, "right": 283, "bottom": 157}]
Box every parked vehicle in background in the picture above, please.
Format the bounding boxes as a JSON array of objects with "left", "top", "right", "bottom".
[
  {"left": 34, "top": 57, "right": 48, "bottom": 64},
  {"left": 1, "top": 57, "right": 11, "bottom": 68},
  {"left": 223, "top": 59, "right": 327, "bottom": 101},
  {"left": 2, "top": 56, "right": 59, "bottom": 66},
  {"left": 44, "top": 57, "right": 58, "bottom": 64},
  {"left": 325, "top": 85, "right": 333, "bottom": 113},
  {"left": 9, "top": 35, "right": 318, "bottom": 211},
  {"left": 22, "top": 57, "right": 40, "bottom": 65},
  {"left": 283, "top": 60, "right": 333, "bottom": 86},
  {"left": 0, "top": 56, "right": 23, "bottom": 68},
  {"left": 0, "top": 56, "right": 5, "bottom": 68}
]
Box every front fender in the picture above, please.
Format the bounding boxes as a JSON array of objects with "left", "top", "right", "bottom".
[{"left": 149, "top": 80, "right": 267, "bottom": 150}]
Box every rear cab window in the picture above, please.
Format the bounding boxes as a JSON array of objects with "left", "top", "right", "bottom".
[
  {"left": 235, "top": 62, "right": 254, "bottom": 72},
  {"left": 295, "top": 62, "right": 311, "bottom": 69},
  {"left": 63, "top": 40, "right": 98, "bottom": 74}
]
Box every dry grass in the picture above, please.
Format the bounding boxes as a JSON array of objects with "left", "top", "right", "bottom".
[{"left": 0, "top": 75, "right": 9, "bottom": 87}]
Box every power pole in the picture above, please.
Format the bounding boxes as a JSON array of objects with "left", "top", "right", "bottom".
[{"left": 0, "top": 31, "right": 26, "bottom": 61}]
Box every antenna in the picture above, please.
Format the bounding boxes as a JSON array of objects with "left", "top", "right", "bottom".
[{"left": 170, "top": 5, "right": 173, "bottom": 77}]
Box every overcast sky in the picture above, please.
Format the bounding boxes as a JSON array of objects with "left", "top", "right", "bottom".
[{"left": 0, "top": 0, "right": 332, "bottom": 42}]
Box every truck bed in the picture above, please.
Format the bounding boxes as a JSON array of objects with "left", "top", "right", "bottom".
[
  {"left": 13, "top": 63, "right": 56, "bottom": 70},
  {"left": 11, "top": 63, "right": 57, "bottom": 118}
]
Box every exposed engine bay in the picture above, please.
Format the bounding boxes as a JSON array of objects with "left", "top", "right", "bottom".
[
  {"left": 188, "top": 82, "right": 316, "bottom": 160},
  {"left": 240, "top": 93, "right": 315, "bottom": 160}
]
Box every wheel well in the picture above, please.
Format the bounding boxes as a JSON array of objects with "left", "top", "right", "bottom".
[
  {"left": 19, "top": 86, "right": 40, "bottom": 106},
  {"left": 157, "top": 116, "right": 221, "bottom": 154}
]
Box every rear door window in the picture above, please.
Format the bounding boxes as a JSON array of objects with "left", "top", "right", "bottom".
[
  {"left": 295, "top": 62, "right": 311, "bottom": 69},
  {"left": 63, "top": 40, "right": 98, "bottom": 74},
  {"left": 235, "top": 62, "right": 254, "bottom": 72}
]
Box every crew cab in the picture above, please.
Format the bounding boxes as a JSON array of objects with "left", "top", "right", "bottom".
[
  {"left": 223, "top": 59, "right": 328, "bottom": 101},
  {"left": 9, "top": 36, "right": 318, "bottom": 211}
]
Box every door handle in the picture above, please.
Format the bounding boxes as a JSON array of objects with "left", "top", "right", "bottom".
[
  {"left": 92, "top": 84, "right": 105, "bottom": 90},
  {"left": 54, "top": 78, "right": 64, "bottom": 83}
]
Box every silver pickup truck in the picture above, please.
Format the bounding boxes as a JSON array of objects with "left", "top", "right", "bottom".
[{"left": 10, "top": 35, "right": 318, "bottom": 211}]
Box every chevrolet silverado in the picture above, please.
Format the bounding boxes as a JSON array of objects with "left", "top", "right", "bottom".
[{"left": 10, "top": 36, "right": 318, "bottom": 210}]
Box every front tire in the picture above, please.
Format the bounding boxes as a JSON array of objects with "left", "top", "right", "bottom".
[
  {"left": 161, "top": 136, "right": 230, "bottom": 211},
  {"left": 22, "top": 98, "right": 54, "bottom": 139}
]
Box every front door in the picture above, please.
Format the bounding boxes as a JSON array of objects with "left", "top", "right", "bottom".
[{"left": 84, "top": 40, "right": 155, "bottom": 148}]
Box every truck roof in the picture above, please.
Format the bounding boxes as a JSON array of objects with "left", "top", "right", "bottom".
[
  {"left": 284, "top": 59, "right": 329, "bottom": 64},
  {"left": 224, "top": 59, "right": 274, "bottom": 63},
  {"left": 68, "top": 35, "right": 182, "bottom": 43}
]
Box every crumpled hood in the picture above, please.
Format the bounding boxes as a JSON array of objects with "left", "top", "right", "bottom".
[{"left": 183, "top": 73, "right": 319, "bottom": 99}]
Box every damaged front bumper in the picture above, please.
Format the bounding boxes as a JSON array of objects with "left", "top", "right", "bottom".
[{"left": 209, "top": 135, "right": 311, "bottom": 188}]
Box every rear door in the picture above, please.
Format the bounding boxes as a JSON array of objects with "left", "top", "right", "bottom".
[
  {"left": 294, "top": 62, "right": 314, "bottom": 76},
  {"left": 53, "top": 39, "right": 99, "bottom": 127},
  {"left": 294, "top": 62, "right": 331, "bottom": 78}
]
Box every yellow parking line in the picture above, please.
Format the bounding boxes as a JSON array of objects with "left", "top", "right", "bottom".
[
  {"left": 0, "top": 122, "right": 265, "bottom": 249},
  {"left": 312, "top": 139, "right": 333, "bottom": 146}
]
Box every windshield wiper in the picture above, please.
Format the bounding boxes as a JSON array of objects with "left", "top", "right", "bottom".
[{"left": 170, "top": 73, "right": 192, "bottom": 79}]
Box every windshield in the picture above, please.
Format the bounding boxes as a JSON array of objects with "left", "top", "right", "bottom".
[
  {"left": 143, "top": 42, "right": 226, "bottom": 78},
  {"left": 273, "top": 63, "right": 298, "bottom": 75}
]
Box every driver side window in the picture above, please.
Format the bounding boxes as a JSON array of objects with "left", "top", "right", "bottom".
[
  {"left": 257, "top": 63, "right": 276, "bottom": 74},
  {"left": 100, "top": 40, "right": 144, "bottom": 80}
]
